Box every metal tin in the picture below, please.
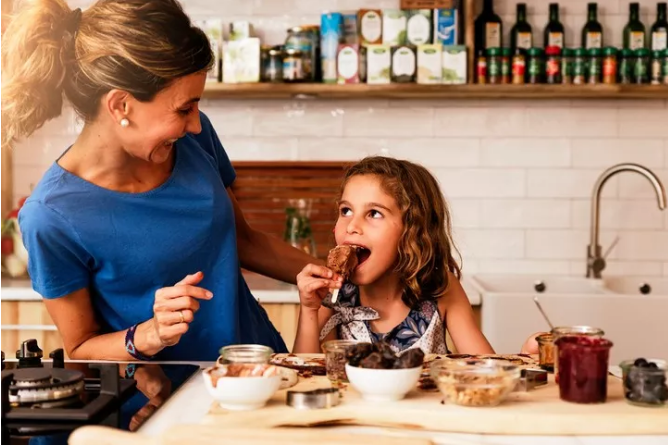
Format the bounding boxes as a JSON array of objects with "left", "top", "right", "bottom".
[
  {"left": 515, "top": 368, "right": 549, "bottom": 392},
  {"left": 287, "top": 388, "right": 340, "bottom": 409}
]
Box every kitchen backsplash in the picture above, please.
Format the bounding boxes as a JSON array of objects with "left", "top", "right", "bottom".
[{"left": 10, "top": 0, "right": 668, "bottom": 278}]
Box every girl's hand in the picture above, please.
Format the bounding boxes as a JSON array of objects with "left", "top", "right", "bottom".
[
  {"left": 151, "top": 272, "right": 213, "bottom": 347},
  {"left": 296, "top": 264, "right": 342, "bottom": 311},
  {"left": 521, "top": 331, "right": 546, "bottom": 354}
]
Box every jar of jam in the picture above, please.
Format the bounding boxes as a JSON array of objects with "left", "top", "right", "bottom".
[
  {"left": 634, "top": 48, "right": 650, "bottom": 84},
  {"left": 512, "top": 48, "right": 526, "bottom": 84},
  {"left": 602, "top": 47, "right": 617, "bottom": 84},
  {"left": 526, "top": 47, "right": 544, "bottom": 84},
  {"left": 487, "top": 47, "right": 502, "bottom": 84},
  {"left": 573, "top": 48, "right": 587, "bottom": 85},
  {"left": 561, "top": 48, "right": 574, "bottom": 84},
  {"left": 501, "top": 47, "right": 512, "bottom": 84},
  {"left": 618, "top": 48, "right": 634, "bottom": 84},
  {"left": 587, "top": 48, "right": 602, "bottom": 84},
  {"left": 476, "top": 49, "right": 487, "bottom": 84},
  {"left": 555, "top": 336, "right": 613, "bottom": 404},
  {"left": 551, "top": 325, "right": 605, "bottom": 382},
  {"left": 545, "top": 46, "right": 561, "bottom": 84}
]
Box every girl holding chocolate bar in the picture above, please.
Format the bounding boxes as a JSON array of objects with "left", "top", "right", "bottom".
[{"left": 294, "top": 156, "right": 539, "bottom": 355}]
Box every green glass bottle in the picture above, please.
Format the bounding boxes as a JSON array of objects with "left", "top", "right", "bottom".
[
  {"left": 510, "top": 3, "right": 533, "bottom": 53},
  {"left": 474, "top": 0, "right": 503, "bottom": 52},
  {"left": 650, "top": 2, "right": 668, "bottom": 51},
  {"left": 582, "top": 3, "right": 603, "bottom": 49},
  {"left": 544, "top": 3, "right": 565, "bottom": 48},
  {"left": 624, "top": 3, "right": 646, "bottom": 50}
]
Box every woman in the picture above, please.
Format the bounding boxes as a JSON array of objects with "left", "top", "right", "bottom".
[{"left": 1, "top": 0, "right": 317, "bottom": 361}]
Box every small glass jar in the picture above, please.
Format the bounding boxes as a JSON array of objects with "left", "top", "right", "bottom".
[
  {"left": 587, "top": 47, "right": 602, "bottom": 84},
  {"left": 573, "top": 48, "right": 587, "bottom": 85},
  {"left": 650, "top": 50, "right": 663, "bottom": 85},
  {"left": 487, "top": 47, "right": 502, "bottom": 84},
  {"left": 261, "top": 45, "right": 284, "bottom": 82},
  {"left": 633, "top": 48, "right": 650, "bottom": 84},
  {"left": 218, "top": 344, "right": 274, "bottom": 365},
  {"left": 526, "top": 47, "right": 545, "bottom": 84},
  {"left": 500, "top": 47, "right": 512, "bottom": 84},
  {"left": 511, "top": 48, "right": 526, "bottom": 84},
  {"left": 322, "top": 340, "right": 360, "bottom": 387},
  {"left": 618, "top": 48, "right": 634, "bottom": 84},
  {"left": 555, "top": 336, "right": 613, "bottom": 404},
  {"left": 283, "top": 48, "right": 306, "bottom": 82},
  {"left": 602, "top": 46, "right": 617, "bottom": 84},
  {"left": 561, "top": 48, "right": 574, "bottom": 84},
  {"left": 545, "top": 45, "right": 561, "bottom": 84},
  {"left": 476, "top": 49, "right": 487, "bottom": 84},
  {"left": 619, "top": 359, "right": 668, "bottom": 407},
  {"left": 551, "top": 326, "right": 604, "bottom": 382},
  {"left": 536, "top": 333, "right": 555, "bottom": 372}
]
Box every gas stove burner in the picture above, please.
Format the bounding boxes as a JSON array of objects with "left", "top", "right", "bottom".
[{"left": 7, "top": 368, "right": 84, "bottom": 407}]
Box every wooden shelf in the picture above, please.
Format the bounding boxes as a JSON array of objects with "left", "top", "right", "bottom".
[{"left": 202, "top": 83, "right": 668, "bottom": 100}]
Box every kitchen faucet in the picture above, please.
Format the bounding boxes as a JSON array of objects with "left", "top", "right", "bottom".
[{"left": 587, "top": 163, "right": 667, "bottom": 279}]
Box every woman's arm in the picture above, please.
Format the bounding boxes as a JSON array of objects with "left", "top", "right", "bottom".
[
  {"left": 441, "top": 272, "right": 495, "bottom": 354},
  {"left": 227, "top": 188, "right": 324, "bottom": 284},
  {"left": 43, "top": 288, "right": 162, "bottom": 360}
]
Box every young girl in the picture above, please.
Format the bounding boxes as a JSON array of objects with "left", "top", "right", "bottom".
[{"left": 293, "top": 156, "right": 498, "bottom": 355}]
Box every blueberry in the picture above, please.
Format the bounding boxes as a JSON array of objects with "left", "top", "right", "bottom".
[
  {"left": 659, "top": 385, "right": 668, "bottom": 402},
  {"left": 634, "top": 358, "right": 649, "bottom": 367},
  {"left": 647, "top": 362, "right": 658, "bottom": 369}
]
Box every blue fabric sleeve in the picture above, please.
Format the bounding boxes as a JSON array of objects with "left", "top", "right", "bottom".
[
  {"left": 18, "top": 201, "right": 91, "bottom": 299},
  {"left": 194, "top": 111, "right": 236, "bottom": 187}
]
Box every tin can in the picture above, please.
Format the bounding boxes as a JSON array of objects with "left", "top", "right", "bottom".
[
  {"left": 321, "top": 12, "right": 343, "bottom": 84},
  {"left": 261, "top": 45, "right": 283, "bottom": 82},
  {"left": 283, "top": 48, "right": 305, "bottom": 82}
]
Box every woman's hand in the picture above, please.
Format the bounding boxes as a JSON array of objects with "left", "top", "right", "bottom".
[
  {"left": 296, "top": 264, "right": 342, "bottom": 311},
  {"left": 151, "top": 271, "right": 213, "bottom": 347}
]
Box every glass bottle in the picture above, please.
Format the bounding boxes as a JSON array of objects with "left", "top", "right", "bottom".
[
  {"left": 510, "top": 3, "right": 533, "bottom": 54},
  {"left": 582, "top": 3, "right": 603, "bottom": 49},
  {"left": 544, "top": 3, "right": 565, "bottom": 49},
  {"left": 624, "top": 2, "right": 646, "bottom": 50},
  {"left": 650, "top": 2, "right": 668, "bottom": 51},
  {"left": 474, "top": 0, "right": 503, "bottom": 52}
]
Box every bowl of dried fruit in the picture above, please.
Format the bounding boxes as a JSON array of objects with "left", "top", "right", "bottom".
[
  {"left": 344, "top": 341, "right": 425, "bottom": 402},
  {"left": 431, "top": 358, "right": 520, "bottom": 407},
  {"left": 203, "top": 363, "right": 282, "bottom": 410}
]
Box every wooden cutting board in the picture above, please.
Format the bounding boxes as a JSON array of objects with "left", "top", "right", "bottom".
[{"left": 204, "top": 374, "right": 668, "bottom": 436}]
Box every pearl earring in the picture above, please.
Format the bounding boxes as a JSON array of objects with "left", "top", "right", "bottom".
[{"left": 120, "top": 118, "right": 129, "bottom": 128}]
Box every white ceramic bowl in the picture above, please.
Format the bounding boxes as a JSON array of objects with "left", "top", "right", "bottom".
[
  {"left": 203, "top": 366, "right": 281, "bottom": 410},
  {"left": 345, "top": 363, "right": 422, "bottom": 402}
]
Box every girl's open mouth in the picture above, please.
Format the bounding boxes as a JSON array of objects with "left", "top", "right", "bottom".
[{"left": 356, "top": 247, "right": 371, "bottom": 266}]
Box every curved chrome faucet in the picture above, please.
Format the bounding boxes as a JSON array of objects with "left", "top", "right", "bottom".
[{"left": 588, "top": 163, "right": 667, "bottom": 279}]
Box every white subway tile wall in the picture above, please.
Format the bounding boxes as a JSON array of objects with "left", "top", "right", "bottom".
[{"left": 10, "top": 0, "right": 668, "bottom": 277}]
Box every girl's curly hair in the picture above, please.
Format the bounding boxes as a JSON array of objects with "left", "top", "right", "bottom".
[{"left": 340, "top": 156, "right": 462, "bottom": 309}]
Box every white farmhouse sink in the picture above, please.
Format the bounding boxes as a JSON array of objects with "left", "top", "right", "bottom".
[
  {"left": 469, "top": 274, "right": 609, "bottom": 295},
  {"left": 602, "top": 277, "right": 668, "bottom": 296},
  {"left": 472, "top": 274, "right": 668, "bottom": 365}
]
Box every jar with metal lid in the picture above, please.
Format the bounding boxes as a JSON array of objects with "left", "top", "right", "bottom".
[
  {"left": 487, "top": 47, "right": 502, "bottom": 84},
  {"left": 633, "top": 48, "right": 650, "bottom": 84},
  {"left": 511, "top": 48, "right": 526, "bottom": 84},
  {"left": 545, "top": 45, "right": 561, "bottom": 84},
  {"left": 218, "top": 344, "right": 274, "bottom": 365},
  {"left": 261, "top": 45, "right": 284, "bottom": 82},
  {"left": 561, "top": 48, "right": 574, "bottom": 84},
  {"left": 476, "top": 49, "right": 487, "bottom": 84},
  {"left": 663, "top": 49, "right": 668, "bottom": 85},
  {"left": 285, "top": 26, "right": 318, "bottom": 81},
  {"left": 587, "top": 48, "right": 602, "bottom": 84},
  {"left": 526, "top": 47, "right": 544, "bottom": 84},
  {"left": 500, "top": 47, "right": 512, "bottom": 84},
  {"left": 573, "top": 48, "right": 587, "bottom": 85},
  {"left": 602, "top": 47, "right": 617, "bottom": 84},
  {"left": 618, "top": 48, "right": 634, "bottom": 84},
  {"left": 650, "top": 50, "right": 663, "bottom": 85},
  {"left": 283, "top": 48, "right": 306, "bottom": 82}
]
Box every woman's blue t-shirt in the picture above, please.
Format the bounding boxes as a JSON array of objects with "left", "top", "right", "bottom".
[{"left": 18, "top": 111, "right": 287, "bottom": 360}]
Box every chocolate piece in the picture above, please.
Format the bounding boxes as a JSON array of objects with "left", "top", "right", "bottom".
[
  {"left": 359, "top": 352, "right": 385, "bottom": 369},
  {"left": 327, "top": 245, "right": 359, "bottom": 278},
  {"left": 345, "top": 343, "right": 374, "bottom": 367},
  {"left": 394, "top": 348, "right": 425, "bottom": 369}
]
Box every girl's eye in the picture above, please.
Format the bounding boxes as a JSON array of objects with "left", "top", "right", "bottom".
[
  {"left": 340, "top": 207, "right": 352, "bottom": 217},
  {"left": 369, "top": 209, "right": 383, "bottom": 219}
]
